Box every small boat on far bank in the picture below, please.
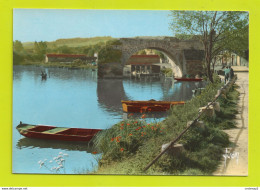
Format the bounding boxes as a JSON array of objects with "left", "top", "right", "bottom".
[
  {"left": 121, "top": 100, "right": 185, "bottom": 113},
  {"left": 174, "top": 78, "right": 203, "bottom": 82},
  {"left": 16, "top": 122, "right": 102, "bottom": 142}
]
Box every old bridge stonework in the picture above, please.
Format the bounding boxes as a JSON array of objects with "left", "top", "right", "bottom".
[{"left": 99, "top": 37, "right": 205, "bottom": 78}]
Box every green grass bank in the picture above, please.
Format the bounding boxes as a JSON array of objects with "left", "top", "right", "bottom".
[{"left": 91, "top": 75, "right": 239, "bottom": 175}]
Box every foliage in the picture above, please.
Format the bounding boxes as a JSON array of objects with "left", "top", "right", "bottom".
[
  {"left": 169, "top": 11, "right": 248, "bottom": 82},
  {"left": 73, "top": 59, "right": 84, "bottom": 65},
  {"left": 93, "top": 116, "right": 165, "bottom": 161},
  {"left": 13, "top": 40, "right": 24, "bottom": 52},
  {"left": 34, "top": 41, "right": 47, "bottom": 56},
  {"left": 13, "top": 51, "right": 25, "bottom": 64},
  {"left": 137, "top": 49, "right": 147, "bottom": 55},
  {"left": 98, "top": 46, "right": 122, "bottom": 64},
  {"left": 13, "top": 37, "right": 115, "bottom": 64},
  {"left": 56, "top": 45, "right": 73, "bottom": 54},
  {"left": 161, "top": 68, "right": 173, "bottom": 77},
  {"left": 153, "top": 50, "right": 165, "bottom": 60}
]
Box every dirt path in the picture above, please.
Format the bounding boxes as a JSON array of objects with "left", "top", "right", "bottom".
[{"left": 214, "top": 72, "right": 248, "bottom": 176}]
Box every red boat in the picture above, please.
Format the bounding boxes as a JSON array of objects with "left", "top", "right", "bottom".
[
  {"left": 174, "top": 78, "right": 203, "bottom": 82},
  {"left": 121, "top": 100, "right": 185, "bottom": 113},
  {"left": 16, "top": 122, "right": 102, "bottom": 142}
]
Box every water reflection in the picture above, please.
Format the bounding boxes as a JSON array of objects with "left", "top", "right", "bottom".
[
  {"left": 17, "top": 138, "right": 96, "bottom": 153},
  {"left": 13, "top": 65, "right": 205, "bottom": 174},
  {"left": 97, "top": 79, "right": 128, "bottom": 113}
]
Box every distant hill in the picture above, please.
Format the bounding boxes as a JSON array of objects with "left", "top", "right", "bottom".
[{"left": 23, "top": 36, "right": 115, "bottom": 49}]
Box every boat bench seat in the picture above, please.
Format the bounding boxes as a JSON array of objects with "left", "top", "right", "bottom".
[
  {"left": 42, "top": 127, "right": 69, "bottom": 134},
  {"left": 22, "top": 125, "right": 36, "bottom": 130}
]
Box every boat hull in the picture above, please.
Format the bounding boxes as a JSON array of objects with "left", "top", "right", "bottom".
[
  {"left": 174, "top": 78, "right": 203, "bottom": 82},
  {"left": 16, "top": 123, "right": 102, "bottom": 142},
  {"left": 121, "top": 101, "right": 185, "bottom": 113}
]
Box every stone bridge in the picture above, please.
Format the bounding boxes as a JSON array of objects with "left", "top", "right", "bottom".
[{"left": 99, "top": 37, "right": 205, "bottom": 78}]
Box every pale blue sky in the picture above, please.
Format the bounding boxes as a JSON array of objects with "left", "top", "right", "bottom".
[{"left": 13, "top": 9, "right": 173, "bottom": 42}]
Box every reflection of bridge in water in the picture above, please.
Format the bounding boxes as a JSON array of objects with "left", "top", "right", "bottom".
[{"left": 97, "top": 76, "right": 205, "bottom": 117}]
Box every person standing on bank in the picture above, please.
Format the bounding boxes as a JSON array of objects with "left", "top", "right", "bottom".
[
  {"left": 229, "top": 66, "right": 234, "bottom": 79},
  {"left": 224, "top": 66, "right": 230, "bottom": 84}
]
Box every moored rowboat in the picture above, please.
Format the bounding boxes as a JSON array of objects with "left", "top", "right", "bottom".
[
  {"left": 121, "top": 100, "right": 185, "bottom": 113},
  {"left": 174, "top": 78, "right": 203, "bottom": 82},
  {"left": 16, "top": 122, "right": 102, "bottom": 142}
]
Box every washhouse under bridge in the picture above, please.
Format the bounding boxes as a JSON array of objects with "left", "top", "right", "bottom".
[{"left": 98, "top": 37, "right": 205, "bottom": 78}]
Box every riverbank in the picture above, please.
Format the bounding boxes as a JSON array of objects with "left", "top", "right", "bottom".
[
  {"left": 14, "top": 61, "right": 97, "bottom": 69},
  {"left": 92, "top": 75, "right": 239, "bottom": 175}
]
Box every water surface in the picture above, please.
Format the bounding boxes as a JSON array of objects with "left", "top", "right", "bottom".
[{"left": 13, "top": 65, "right": 203, "bottom": 174}]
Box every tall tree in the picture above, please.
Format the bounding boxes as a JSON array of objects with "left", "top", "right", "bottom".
[
  {"left": 169, "top": 11, "right": 248, "bottom": 82},
  {"left": 34, "top": 41, "right": 47, "bottom": 55},
  {"left": 13, "top": 40, "right": 24, "bottom": 52}
]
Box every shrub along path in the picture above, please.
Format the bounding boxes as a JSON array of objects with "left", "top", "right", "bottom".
[{"left": 214, "top": 72, "right": 248, "bottom": 176}]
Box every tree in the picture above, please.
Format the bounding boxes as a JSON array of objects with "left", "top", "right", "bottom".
[
  {"left": 57, "top": 45, "right": 72, "bottom": 54},
  {"left": 13, "top": 40, "right": 24, "bottom": 52},
  {"left": 169, "top": 11, "right": 248, "bottom": 82},
  {"left": 34, "top": 41, "right": 47, "bottom": 55},
  {"left": 137, "top": 50, "right": 147, "bottom": 55}
]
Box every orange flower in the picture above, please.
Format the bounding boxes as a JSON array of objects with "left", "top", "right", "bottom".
[
  {"left": 121, "top": 123, "right": 124, "bottom": 126},
  {"left": 147, "top": 123, "right": 150, "bottom": 125},
  {"left": 127, "top": 123, "right": 130, "bottom": 126},
  {"left": 120, "top": 148, "right": 124, "bottom": 152},
  {"left": 92, "top": 151, "right": 97, "bottom": 154},
  {"left": 116, "top": 136, "right": 122, "bottom": 142},
  {"left": 120, "top": 127, "right": 124, "bottom": 130},
  {"left": 142, "top": 125, "right": 146, "bottom": 128},
  {"left": 111, "top": 138, "right": 114, "bottom": 142},
  {"left": 134, "top": 121, "right": 138, "bottom": 123},
  {"left": 141, "top": 132, "right": 146, "bottom": 137},
  {"left": 129, "top": 133, "right": 133, "bottom": 136},
  {"left": 141, "top": 114, "right": 146, "bottom": 119},
  {"left": 128, "top": 113, "right": 134, "bottom": 117}
]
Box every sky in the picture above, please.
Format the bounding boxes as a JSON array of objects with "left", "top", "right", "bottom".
[{"left": 13, "top": 9, "right": 173, "bottom": 42}]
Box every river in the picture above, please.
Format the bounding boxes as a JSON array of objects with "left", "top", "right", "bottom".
[{"left": 12, "top": 65, "right": 204, "bottom": 174}]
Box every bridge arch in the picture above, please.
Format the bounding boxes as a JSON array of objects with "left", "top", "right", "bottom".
[
  {"left": 98, "top": 37, "right": 204, "bottom": 78},
  {"left": 123, "top": 46, "right": 184, "bottom": 77}
]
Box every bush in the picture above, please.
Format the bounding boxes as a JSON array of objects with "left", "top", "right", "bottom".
[
  {"left": 93, "top": 116, "right": 165, "bottom": 161},
  {"left": 161, "top": 68, "right": 173, "bottom": 77}
]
